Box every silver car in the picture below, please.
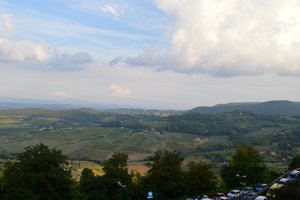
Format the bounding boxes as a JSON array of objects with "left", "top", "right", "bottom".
[{"left": 227, "top": 190, "right": 241, "bottom": 199}]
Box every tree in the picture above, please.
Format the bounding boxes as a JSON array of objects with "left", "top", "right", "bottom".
[
  {"left": 289, "top": 155, "right": 300, "bottom": 170},
  {"left": 127, "top": 170, "right": 146, "bottom": 200},
  {"left": 144, "top": 150, "right": 184, "bottom": 199},
  {"left": 79, "top": 168, "right": 106, "bottom": 200},
  {"left": 103, "top": 153, "right": 131, "bottom": 186},
  {"left": 102, "top": 152, "right": 131, "bottom": 200},
  {"left": 79, "top": 153, "right": 133, "bottom": 200},
  {"left": 184, "top": 161, "right": 219, "bottom": 195},
  {"left": 1, "top": 143, "right": 73, "bottom": 200},
  {"left": 220, "top": 146, "right": 268, "bottom": 188}
]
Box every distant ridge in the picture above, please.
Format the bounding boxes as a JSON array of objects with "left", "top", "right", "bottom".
[
  {"left": 188, "top": 100, "right": 300, "bottom": 116},
  {"left": 0, "top": 97, "right": 82, "bottom": 109},
  {"left": 2, "top": 97, "right": 300, "bottom": 116}
]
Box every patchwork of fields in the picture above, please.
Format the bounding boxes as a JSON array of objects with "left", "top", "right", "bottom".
[{"left": 1, "top": 108, "right": 300, "bottom": 173}]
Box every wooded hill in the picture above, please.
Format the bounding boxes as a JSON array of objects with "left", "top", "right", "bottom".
[{"left": 188, "top": 100, "right": 300, "bottom": 116}]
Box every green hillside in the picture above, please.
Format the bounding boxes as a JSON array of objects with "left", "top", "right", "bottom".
[{"left": 188, "top": 100, "right": 300, "bottom": 116}]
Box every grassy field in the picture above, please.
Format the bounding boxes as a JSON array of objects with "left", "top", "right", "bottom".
[
  {"left": 246, "top": 127, "right": 283, "bottom": 138},
  {"left": 0, "top": 122, "right": 201, "bottom": 162}
]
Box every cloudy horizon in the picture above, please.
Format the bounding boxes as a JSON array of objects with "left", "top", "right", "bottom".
[{"left": 1, "top": 0, "right": 300, "bottom": 109}]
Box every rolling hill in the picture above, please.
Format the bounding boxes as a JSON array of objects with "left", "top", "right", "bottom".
[{"left": 188, "top": 100, "right": 300, "bottom": 116}]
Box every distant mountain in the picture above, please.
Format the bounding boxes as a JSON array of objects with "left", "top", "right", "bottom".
[
  {"left": 0, "top": 97, "right": 97, "bottom": 110},
  {"left": 0, "top": 97, "right": 180, "bottom": 112},
  {"left": 2, "top": 97, "right": 300, "bottom": 116},
  {"left": 188, "top": 100, "right": 300, "bottom": 116}
]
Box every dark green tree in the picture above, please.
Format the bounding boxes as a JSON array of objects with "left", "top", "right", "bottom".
[
  {"left": 220, "top": 146, "right": 268, "bottom": 188},
  {"left": 103, "top": 153, "right": 131, "bottom": 185},
  {"left": 79, "top": 153, "right": 136, "bottom": 200},
  {"left": 1, "top": 143, "right": 73, "bottom": 200},
  {"left": 127, "top": 170, "right": 146, "bottom": 200},
  {"left": 184, "top": 161, "right": 219, "bottom": 195},
  {"left": 289, "top": 155, "right": 300, "bottom": 170},
  {"left": 144, "top": 150, "right": 184, "bottom": 199},
  {"left": 102, "top": 152, "right": 131, "bottom": 200},
  {"left": 79, "top": 168, "right": 106, "bottom": 200}
]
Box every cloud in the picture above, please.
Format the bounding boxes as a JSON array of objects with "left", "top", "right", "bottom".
[
  {"left": 111, "top": 0, "right": 300, "bottom": 77},
  {"left": 102, "top": 4, "right": 124, "bottom": 18},
  {"left": 0, "top": 38, "right": 93, "bottom": 69},
  {"left": 0, "top": 13, "right": 14, "bottom": 37},
  {"left": 0, "top": 38, "right": 93, "bottom": 70},
  {"left": 60, "top": 52, "right": 93, "bottom": 65},
  {"left": 53, "top": 90, "right": 72, "bottom": 97},
  {"left": 51, "top": 51, "right": 93, "bottom": 69},
  {"left": 109, "top": 48, "right": 157, "bottom": 67},
  {"left": 0, "top": 13, "right": 93, "bottom": 71},
  {"left": 110, "top": 83, "right": 131, "bottom": 97},
  {"left": 108, "top": 56, "right": 124, "bottom": 67},
  {"left": 0, "top": 38, "right": 51, "bottom": 62},
  {"left": 0, "top": 13, "right": 52, "bottom": 63}
]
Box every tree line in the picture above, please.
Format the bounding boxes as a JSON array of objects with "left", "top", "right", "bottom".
[{"left": 0, "top": 144, "right": 300, "bottom": 200}]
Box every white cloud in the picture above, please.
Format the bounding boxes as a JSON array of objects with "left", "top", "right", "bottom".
[
  {"left": 112, "top": 0, "right": 300, "bottom": 77},
  {"left": 0, "top": 13, "right": 14, "bottom": 37},
  {"left": 109, "top": 48, "right": 157, "bottom": 67},
  {"left": 110, "top": 83, "right": 131, "bottom": 97},
  {"left": 0, "top": 12, "right": 93, "bottom": 70},
  {"left": 0, "top": 38, "right": 51, "bottom": 62},
  {"left": 0, "top": 38, "right": 93, "bottom": 70},
  {"left": 53, "top": 90, "right": 72, "bottom": 97},
  {"left": 102, "top": 4, "right": 124, "bottom": 18},
  {"left": 51, "top": 52, "right": 93, "bottom": 68}
]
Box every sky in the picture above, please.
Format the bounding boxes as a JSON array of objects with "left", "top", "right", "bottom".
[{"left": 1, "top": 0, "right": 300, "bottom": 109}]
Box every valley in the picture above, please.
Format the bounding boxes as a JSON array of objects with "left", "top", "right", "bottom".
[{"left": 1, "top": 102, "right": 300, "bottom": 172}]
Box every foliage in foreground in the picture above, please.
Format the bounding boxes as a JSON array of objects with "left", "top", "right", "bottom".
[
  {"left": 220, "top": 146, "right": 270, "bottom": 188},
  {"left": 0, "top": 144, "right": 219, "bottom": 199},
  {"left": 289, "top": 154, "right": 300, "bottom": 170},
  {"left": 0, "top": 144, "right": 294, "bottom": 199},
  {"left": 1, "top": 143, "right": 73, "bottom": 200}
]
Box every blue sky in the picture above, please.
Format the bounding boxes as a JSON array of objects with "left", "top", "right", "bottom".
[
  {"left": 1, "top": 0, "right": 300, "bottom": 109},
  {"left": 1, "top": 0, "right": 167, "bottom": 57}
]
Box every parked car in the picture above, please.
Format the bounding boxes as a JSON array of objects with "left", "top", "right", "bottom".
[
  {"left": 255, "top": 183, "right": 268, "bottom": 192},
  {"left": 246, "top": 191, "right": 258, "bottom": 198},
  {"left": 266, "top": 178, "right": 288, "bottom": 199},
  {"left": 241, "top": 186, "right": 254, "bottom": 194},
  {"left": 227, "top": 190, "right": 241, "bottom": 199},
  {"left": 287, "top": 170, "right": 300, "bottom": 182},
  {"left": 210, "top": 192, "right": 228, "bottom": 200},
  {"left": 194, "top": 194, "right": 212, "bottom": 200},
  {"left": 277, "top": 177, "right": 289, "bottom": 184},
  {"left": 219, "top": 197, "right": 229, "bottom": 200},
  {"left": 255, "top": 196, "right": 268, "bottom": 200},
  {"left": 210, "top": 192, "right": 226, "bottom": 200}
]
